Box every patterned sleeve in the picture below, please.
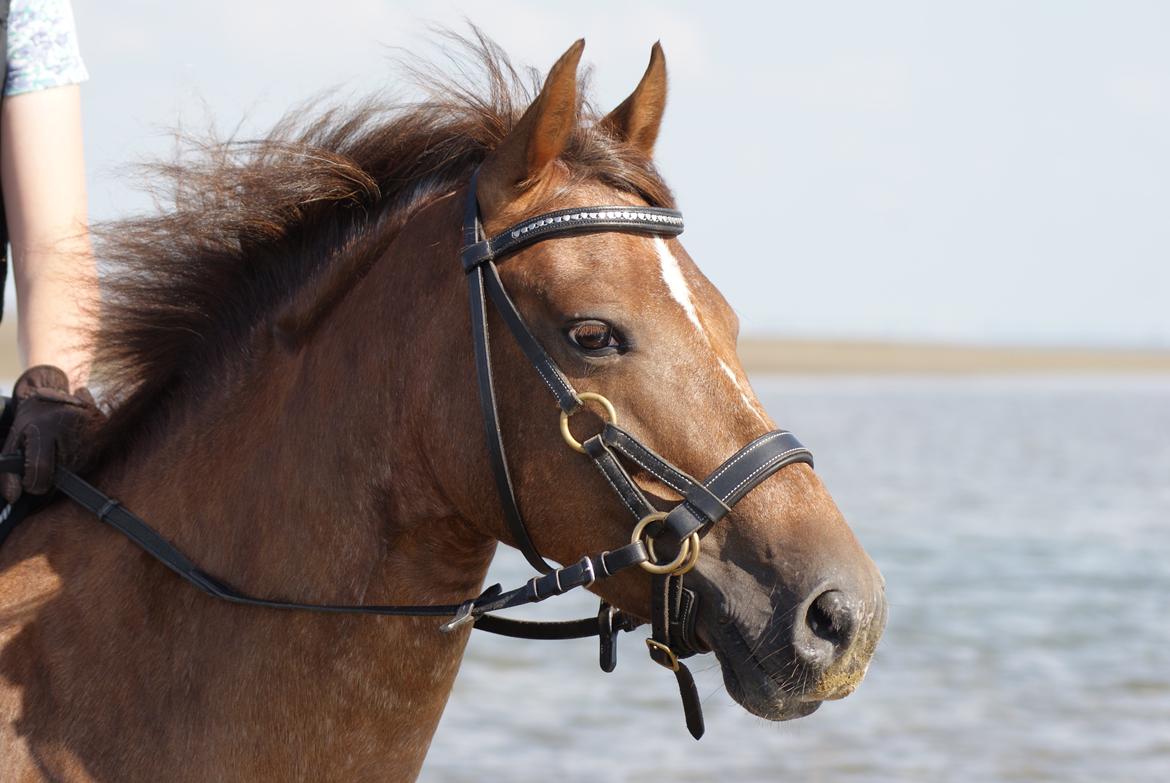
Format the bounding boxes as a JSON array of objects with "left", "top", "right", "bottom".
[{"left": 4, "top": 0, "right": 89, "bottom": 97}]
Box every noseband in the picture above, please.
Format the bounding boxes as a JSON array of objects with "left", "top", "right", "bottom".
[{"left": 0, "top": 169, "right": 814, "bottom": 740}]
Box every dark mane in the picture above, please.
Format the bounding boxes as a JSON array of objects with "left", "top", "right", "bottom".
[{"left": 92, "top": 31, "right": 673, "bottom": 457}]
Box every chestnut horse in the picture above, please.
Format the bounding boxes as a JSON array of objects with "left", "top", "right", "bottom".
[{"left": 0, "top": 37, "right": 885, "bottom": 781}]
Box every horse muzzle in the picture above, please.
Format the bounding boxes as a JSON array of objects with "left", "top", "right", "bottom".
[{"left": 693, "top": 569, "right": 888, "bottom": 721}]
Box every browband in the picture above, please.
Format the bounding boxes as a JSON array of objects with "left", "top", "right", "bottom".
[{"left": 462, "top": 204, "right": 684, "bottom": 271}]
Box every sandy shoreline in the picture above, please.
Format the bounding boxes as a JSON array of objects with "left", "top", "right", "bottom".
[
  {"left": 736, "top": 337, "right": 1170, "bottom": 375},
  {"left": 1, "top": 317, "right": 1167, "bottom": 384}
]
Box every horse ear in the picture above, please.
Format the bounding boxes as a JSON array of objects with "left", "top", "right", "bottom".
[
  {"left": 600, "top": 42, "right": 667, "bottom": 155},
  {"left": 477, "top": 39, "right": 585, "bottom": 216}
]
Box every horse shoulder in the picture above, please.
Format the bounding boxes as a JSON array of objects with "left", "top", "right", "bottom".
[
  {"left": 0, "top": 554, "right": 63, "bottom": 630},
  {"left": 0, "top": 511, "right": 71, "bottom": 780}
]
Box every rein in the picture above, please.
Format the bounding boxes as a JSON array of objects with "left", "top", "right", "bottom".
[{"left": 0, "top": 170, "right": 814, "bottom": 740}]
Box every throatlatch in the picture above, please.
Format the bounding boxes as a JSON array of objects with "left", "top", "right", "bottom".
[{"left": 0, "top": 167, "right": 815, "bottom": 741}]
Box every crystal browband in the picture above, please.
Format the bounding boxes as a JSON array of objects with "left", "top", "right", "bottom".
[{"left": 460, "top": 204, "right": 684, "bottom": 272}]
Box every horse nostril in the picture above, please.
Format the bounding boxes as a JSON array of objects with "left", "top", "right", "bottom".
[{"left": 799, "top": 589, "right": 857, "bottom": 658}]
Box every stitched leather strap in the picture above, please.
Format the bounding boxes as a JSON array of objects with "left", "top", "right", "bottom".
[
  {"left": 602, "top": 423, "right": 812, "bottom": 541},
  {"left": 481, "top": 261, "right": 579, "bottom": 414},
  {"left": 601, "top": 423, "right": 702, "bottom": 497},
  {"left": 662, "top": 430, "right": 813, "bottom": 540},
  {"left": 463, "top": 171, "right": 564, "bottom": 573},
  {"left": 583, "top": 434, "right": 656, "bottom": 519},
  {"left": 467, "top": 262, "right": 556, "bottom": 572},
  {"left": 461, "top": 205, "right": 684, "bottom": 272},
  {"left": 670, "top": 582, "right": 707, "bottom": 656}
]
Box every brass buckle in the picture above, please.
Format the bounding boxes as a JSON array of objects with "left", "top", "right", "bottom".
[
  {"left": 645, "top": 638, "right": 680, "bottom": 672},
  {"left": 560, "top": 392, "right": 618, "bottom": 454},
  {"left": 631, "top": 512, "right": 702, "bottom": 575}
]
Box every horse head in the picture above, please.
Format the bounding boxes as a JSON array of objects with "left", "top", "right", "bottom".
[{"left": 438, "top": 40, "right": 888, "bottom": 722}]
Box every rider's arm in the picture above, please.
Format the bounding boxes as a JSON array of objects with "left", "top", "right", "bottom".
[
  {"left": 1, "top": 83, "right": 96, "bottom": 387},
  {"left": 1, "top": 0, "right": 95, "bottom": 388}
]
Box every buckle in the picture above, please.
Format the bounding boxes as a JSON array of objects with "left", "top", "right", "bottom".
[{"left": 645, "top": 638, "right": 680, "bottom": 672}]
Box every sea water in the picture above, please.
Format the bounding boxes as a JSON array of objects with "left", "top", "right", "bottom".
[{"left": 422, "top": 375, "right": 1170, "bottom": 782}]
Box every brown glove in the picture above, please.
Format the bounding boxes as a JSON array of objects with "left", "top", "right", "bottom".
[{"left": 2, "top": 365, "right": 104, "bottom": 503}]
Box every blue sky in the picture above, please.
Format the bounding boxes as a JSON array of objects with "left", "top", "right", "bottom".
[{"left": 73, "top": 1, "right": 1170, "bottom": 346}]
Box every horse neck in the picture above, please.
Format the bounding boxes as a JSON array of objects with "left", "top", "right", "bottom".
[
  {"left": 107, "top": 193, "right": 492, "bottom": 605},
  {"left": 63, "top": 193, "right": 498, "bottom": 777}
]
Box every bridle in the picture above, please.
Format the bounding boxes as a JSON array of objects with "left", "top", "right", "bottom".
[
  {"left": 0, "top": 168, "right": 814, "bottom": 740},
  {"left": 457, "top": 169, "right": 813, "bottom": 736}
]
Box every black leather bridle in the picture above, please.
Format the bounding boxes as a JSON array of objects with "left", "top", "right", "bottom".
[
  {"left": 456, "top": 170, "right": 814, "bottom": 736},
  {"left": 0, "top": 169, "right": 814, "bottom": 739}
]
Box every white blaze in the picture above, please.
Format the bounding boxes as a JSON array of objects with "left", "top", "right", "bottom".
[
  {"left": 653, "top": 237, "right": 769, "bottom": 426},
  {"left": 654, "top": 237, "right": 703, "bottom": 332},
  {"left": 718, "top": 356, "right": 768, "bottom": 423}
]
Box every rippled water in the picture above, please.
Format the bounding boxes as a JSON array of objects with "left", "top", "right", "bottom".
[{"left": 422, "top": 375, "right": 1170, "bottom": 782}]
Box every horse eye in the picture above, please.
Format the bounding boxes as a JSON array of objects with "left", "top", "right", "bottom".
[{"left": 567, "top": 320, "right": 621, "bottom": 353}]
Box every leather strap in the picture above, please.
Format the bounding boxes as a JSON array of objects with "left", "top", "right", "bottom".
[
  {"left": 474, "top": 609, "right": 640, "bottom": 641},
  {"left": 461, "top": 205, "right": 683, "bottom": 272},
  {"left": 601, "top": 423, "right": 703, "bottom": 498},
  {"left": 673, "top": 657, "right": 705, "bottom": 739},
  {"left": 481, "top": 261, "right": 579, "bottom": 414},
  {"left": 649, "top": 573, "right": 705, "bottom": 739},
  {"left": 597, "top": 602, "right": 624, "bottom": 672},
  {"left": 662, "top": 430, "right": 813, "bottom": 541},
  {"left": 466, "top": 262, "right": 555, "bottom": 572},
  {"left": 20, "top": 463, "right": 652, "bottom": 637},
  {"left": 670, "top": 583, "right": 707, "bottom": 656},
  {"left": 583, "top": 435, "right": 656, "bottom": 520},
  {"left": 463, "top": 171, "right": 561, "bottom": 573},
  {"left": 602, "top": 423, "right": 813, "bottom": 541}
]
